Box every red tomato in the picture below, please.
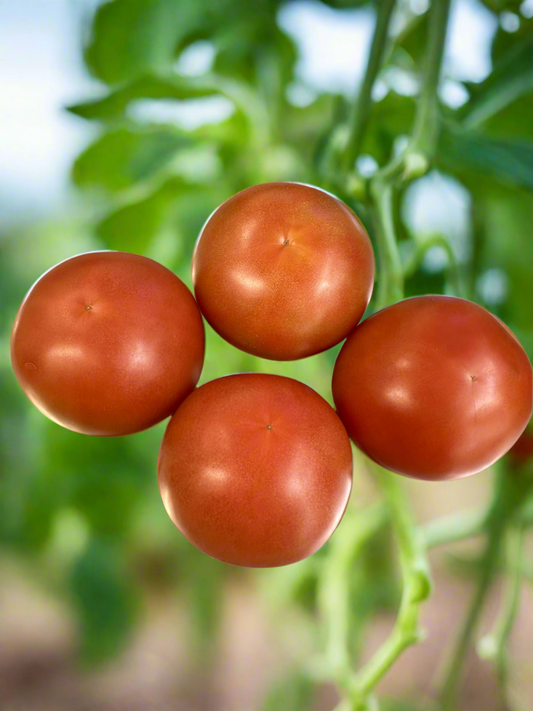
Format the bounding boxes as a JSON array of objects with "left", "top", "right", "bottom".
[
  {"left": 11, "top": 251, "right": 205, "bottom": 436},
  {"left": 192, "top": 182, "right": 374, "bottom": 360},
  {"left": 158, "top": 373, "right": 353, "bottom": 567},
  {"left": 332, "top": 296, "right": 533, "bottom": 481}
]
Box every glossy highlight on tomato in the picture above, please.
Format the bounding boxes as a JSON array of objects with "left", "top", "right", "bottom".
[
  {"left": 158, "top": 373, "right": 353, "bottom": 567},
  {"left": 332, "top": 296, "right": 533, "bottom": 481},
  {"left": 192, "top": 182, "right": 375, "bottom": 360},
  {"left": 11, "top": 251, "right": 205, "bottom": 436}
]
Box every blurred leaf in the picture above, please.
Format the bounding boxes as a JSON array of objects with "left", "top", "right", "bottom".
[
  {"left": 85, "top": 0, "right": 200, "bottom": 84},
  {"left": 480, "top": 91, "right": 533, "bottom": 141},
  {"left": 185, "top": 549, "right": 226, "bottom": 660},
  {"left": 42, "top": 424, "right": 151, "bottom": 539},
  {"left": 283, "top": 94, "right": 339, "bottom": 158},
  {"left": 321, "top": 0, "right": 369, "bottom": 5},
  {"left": 397, "top": 12, "right": 429, "bottom": 66},
  {"left": 262, "top": 670, "right": 314, "bottom": 711},
  {"left": 73, "top": 127, "right": 191, "bottom": 192},
  {"left": 68, "top": 74, "right": 223, "bottom": 122},
  {"left": 439, "top": 126, "right": 533, "bottom": 192},
  {"left": 68, "top": 72, "right": 266, "bottom": 149},
  {"left": 381, "top": 700, "right": 425, "bottom": 711},
  {"left": 492, "top": 15, "right": 533, "bottom": 62},
  {"left": 362, "top": 92, "right": 416, "bottom": 165},
  {"left": 479, "top": 0, "right": 522, "bottom": 11},
  {"left": 474, "top": 186, "right": 533, "bottom": 358},
  {"left": 70, "top": 539, "right": 139, "bottom": 664},
  {"left": 460, "top": 35, "right": 533, "bottom": 129},
  {"left": 96, "top": 178, "right": 186, "bottom": 252}
]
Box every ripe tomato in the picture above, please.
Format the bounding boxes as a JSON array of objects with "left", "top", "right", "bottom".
[
  {"left": 158, "top": 373, "right": 353, "bottom": 567},
  {"left": 192, "top": 182, "right": 374, "bottom": 360},
  {"left": 332, "top": 296, "right": 533, "bottom": 481},
  {"left": 11, "top": 251, "right": 205, "bottom": 436}
]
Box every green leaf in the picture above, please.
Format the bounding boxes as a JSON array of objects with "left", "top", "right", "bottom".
[
  {"left": 492, "top": 15, "right": 533, "bottom": 63},
  {"left": 397, "top": 12, "right": 429, "bottom": 66},
  {"left": 479, "top": 91, "right": 533, "bottom": 141},
  {"left": 362, "top": 92, "right": 416, "bottom": 165},
  {"left": 459, "top": 35, "right": 533, "bottom": 129},
  {"left": 42, "top": 423, "right": 151, "bottom": 539},
  {"left": 68, "top": 74, "right": 222, "bottom": 122},
  {"left": 96, "top": 179, "right": 183, "bottom": 252},
  {"left": 85, "top": 0, "right": 201, "bottom": 85},
  {"left": 474, "top": 186, "right": 533, "bottom": 358},
  {"left": 73, "top": 127, "right": 191, "bottom": 192},
  {"left": 70, "top": 539, "right": 140, "bottom": 664},
  {"left": 185, "top": 550, "right": 226, "bottom": 660},
  {"left": 438, "top": 126, "right": 533, "bottom": 192}
]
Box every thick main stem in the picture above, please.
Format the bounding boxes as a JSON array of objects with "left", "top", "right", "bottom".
[
  {"left": 411, "top": 0, "right": 452, "bottom": 156},
  {"left": 343, "top": 0, "right": 396, "bottom": 170}
]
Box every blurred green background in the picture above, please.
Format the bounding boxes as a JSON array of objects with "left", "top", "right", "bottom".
[{"left": 1, "top": 0, "right": 533, "bottom": 709}]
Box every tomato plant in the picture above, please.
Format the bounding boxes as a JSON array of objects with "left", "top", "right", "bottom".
[
  {"left": 192, "top": 182, "right": 374, "bottom": 360},
  {"left": 333, "top": 296, "right": 533, "bottom": 480},
  {"left": 11, "top": 251, "right": 204, "bottom": 436},
  {"left": 3, "top": 0, "right": 533, "bottom": 709},
  {"left": 158, "top": 373, "right": 353, "bottom": 567}
]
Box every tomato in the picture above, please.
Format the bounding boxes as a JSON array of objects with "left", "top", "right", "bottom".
[
  {"left": 332, "top": 296, "right": 533, "bottom": 481},
  {"left": 158, "top": 373, "right": 353, "bottom": 567},
  {"left": 11, "top": 251, "right": 205, "bottom": 436},
  {"left": 192, "top": 182, "right": 374, "bottom": 360}
]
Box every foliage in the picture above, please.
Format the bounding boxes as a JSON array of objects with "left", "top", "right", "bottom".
[{"left": 1, "top": 0, "right": 533, "bottom": 709}]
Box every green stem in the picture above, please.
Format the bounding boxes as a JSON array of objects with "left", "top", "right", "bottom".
[
  {"left": 346, "top": 465, "right": 431, "bottom": 710},
  {"left": 411, "top": 0, "right": 452, "bottom": 157},
  {"left": 478, "top": 525, "right": 525, "bottom": 708},
  {"left": 423, "top": 507, "right": 489, "bottom": 549},
  {"left": 403, "top": 233, "right": 465, "bottom": 297},
  {"left": 371, "top": 180, "right": 404, "bottom": 309},
  {"left": 436, "top": 464, "right": 524, "bottom": 711},
  {"left": 343, "top": 0, "right": 397, "bottom": 170},
  {"left": 318, "top": 504, "right": 388, "bottom": 689},
  {"left": 439, "top": 523, "right": 504, "bottom": 711}
]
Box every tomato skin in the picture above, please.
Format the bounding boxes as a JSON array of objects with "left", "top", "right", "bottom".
[
  {"left": 158, "top": 373, "right": 353, "bottom": 567},
  {"left": 332, "top": 296, "right": 533, "bottom": 481},
  {"left": 11, "top": 251, "right": 205, "bottom": 436},
  {"left": 192, "top": 182, "right": 374, "bottom": 361}
]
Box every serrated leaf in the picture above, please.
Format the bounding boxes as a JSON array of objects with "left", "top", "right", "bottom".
[
  {"left": 73, "top": 127, "right": 191, "bottom": 192},
  {"left": 68, "top": 74, "right": 222, "bottom": 122},
  {"left": 70, "top": 539, "right": 139, "bottom": 664},
  {"left": 439, "top": 126, "right": 533, "bottom": 191},
  {"left": 85, "top": 0, "right": 201, "bottom": 85},
  {"left": 459, "top": 35, "right": 533, "bottom": 128}
]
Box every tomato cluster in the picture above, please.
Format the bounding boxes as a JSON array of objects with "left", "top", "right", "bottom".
[{"left": 11, "top": 182, "right": 533, "bottom": 567}]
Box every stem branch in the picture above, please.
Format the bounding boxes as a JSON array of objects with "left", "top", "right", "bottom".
[
  {"left": 371, "top": 180, "right": 404, "bottom": 309},
  {"left": 345, "top": 465, "right": 431, "bottom": 710}
]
